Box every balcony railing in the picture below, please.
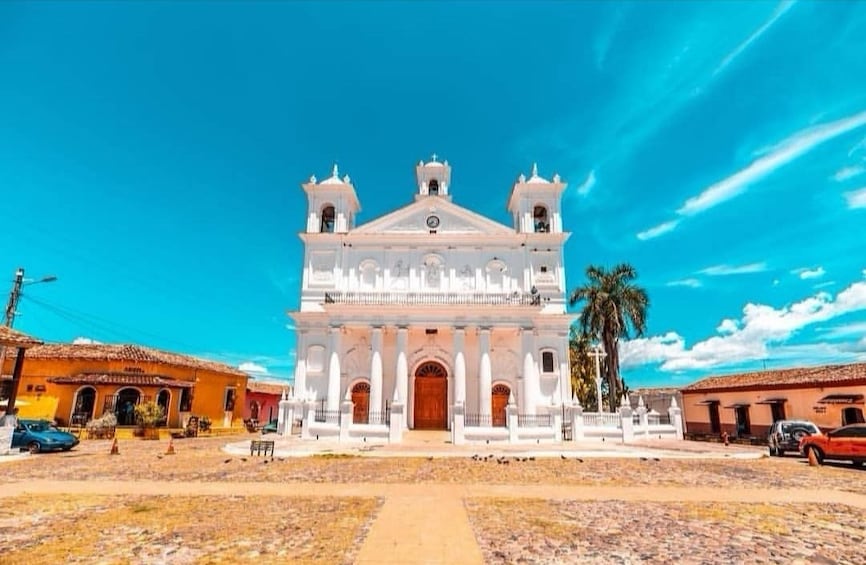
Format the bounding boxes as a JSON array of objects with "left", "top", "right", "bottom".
[{"left": 323, "top": 291, "right": 542, "bottom": 307}]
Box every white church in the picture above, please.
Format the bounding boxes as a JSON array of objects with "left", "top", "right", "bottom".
[
  {"left": 281, "top": 156, "right": 574, "bottom": 440},
  {"left": 276, "top": 156, "right": 686, "bottom": 443}
]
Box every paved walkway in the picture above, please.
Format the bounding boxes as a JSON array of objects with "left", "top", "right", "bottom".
[{"left": 4, "top": 479, "right": 865, "bottom": 564}]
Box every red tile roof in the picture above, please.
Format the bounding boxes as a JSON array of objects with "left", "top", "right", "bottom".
[
  {"left": 49, "top": 372, "right": 195, "bottom": 388},
  {"left": 247, "top": 380, "right": 290, "bottom": 396},
  {"left": 9, "top": 343, "right": 247, "bottom": 378},
  {"left": 682, "top": 362, "right": 866, "bottom": 393},
  {"left": 0, "top": 325, "right": 43, "bottom": 348}
]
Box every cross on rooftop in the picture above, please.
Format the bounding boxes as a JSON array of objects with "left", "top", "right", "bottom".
[{"left": 431, "top": 153, "right": 438, "bottom": 162}]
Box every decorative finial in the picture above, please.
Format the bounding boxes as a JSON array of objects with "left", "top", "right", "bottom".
[
  {"left": 518, "top": 173, "right": 526, "bottom": 183},
  {"left": 331, "top": 163, "right": 339, "bottom": 178},
  {"left": 553, "top": 173, "right": 560, "bottom": 183},
  {"left": 309, "top": 174, "right": 317, "bottom": 183},
  {"left": 431, "top": 153, "right": 438, "bottom": 162},
  {"left": 343, "top": 174, "right": 351, "bottom": 183},
  {"left": 531, "top": 162, "right": 538, "bottom": 177},
  {"left": 508, "top": 390, "right": 516, "bottom": 406},
  {"left": 638, "top": 395, "right": 645, "bottom": 408}
]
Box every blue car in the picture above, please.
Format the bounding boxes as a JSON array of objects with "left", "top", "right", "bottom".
[{"left": 12, "top": 419, "right": 80, "bottom": 453}]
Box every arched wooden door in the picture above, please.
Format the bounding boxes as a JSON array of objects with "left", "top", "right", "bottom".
[
  {"left": 352, "top": 382, "right": 370, "bottom": 424},
  {"left": 492, "top": 384, "right": 510, "bottom": 427},
  {"left": 413, "top": 361, "right": 447, "bottom": 429}
]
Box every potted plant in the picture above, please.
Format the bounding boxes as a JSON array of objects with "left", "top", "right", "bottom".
[
  {"left": 134, "top": 401, "right": 165, "bottom": 440},
  {"left": 199, "top": 415, "right": 212, "bottom": 433}
]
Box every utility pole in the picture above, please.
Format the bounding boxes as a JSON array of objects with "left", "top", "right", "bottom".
[{"left": 3, "top": 267, "right": 25, "bottom": 327}]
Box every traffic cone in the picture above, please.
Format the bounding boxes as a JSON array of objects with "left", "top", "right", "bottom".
[
  {"left": 807, "top": 447, "right": 819, "bottom": 467},
  {"left": 110, "top": 437, "right": 119, "bottom": 455},
  {"left": 166, "top": 438, "right": 176, "bottom": 455}
]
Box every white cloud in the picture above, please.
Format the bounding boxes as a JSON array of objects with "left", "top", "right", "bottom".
[
  {"left": 713, "top": 0, "right": 797, "bottom": 76},
  {"left": 832, "top": 165, "right": 865, "bottom": 182},
  {"left": 620, "top": 276, "right": 866, "bottom": 372},
  {"left": 698, "top": 262, "right": 767, "bottom": 276},
  {"left": 813, "top": 281, "right": 835, "bottom": 289},
  {"left": 679, "top": 110, "right": 866, "bottom": 216},
  {"left": 666, "top": 278, "right": 702, "bottom": 288},
  {"left": 636, "top": 109, "right": 866, "bottom": 241},
  {"left": 817, "top": 321, "right": 866, "bottom": 339},
  {"left": 575, "top": 170, "right": 597, "bottom": 196},
  {"left": 792, "top": 266, "right": 825, "bottom": 279},
  {"left": 239, "top": 362, "right": 270, "bottom": 375},
  {"left": 844, "top": 187, "right": 866, "bottom": 209},
  {"left": 636, "top": 219, "right": 680, "bottom": 241},
  {"left": 72, "top": 337, "right": 103, "bottom": 345}
]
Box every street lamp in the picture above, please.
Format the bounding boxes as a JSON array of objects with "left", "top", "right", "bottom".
[{"left": 588, "top": 344, "right": 607, "bottom": 413}]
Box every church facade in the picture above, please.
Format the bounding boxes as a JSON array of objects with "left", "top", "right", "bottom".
[{"left": 286, "top": 157, "right": 574, "bottom": 434}]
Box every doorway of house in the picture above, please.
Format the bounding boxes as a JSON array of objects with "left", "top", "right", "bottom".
[
  {"left": 115, "top": 388, "right": 141, "bottom": 426},
  {"left": 413, "top": 361, "right": 447, "bottom": 429},
  {"left": 492, "top": 384, "right": 510, "bottom": 427},
  {"left": 352, "top": 382, "right": 370, "bottom": 423},
  {"left": 72, "top": 386, "right": 96, "bottom": 425}
]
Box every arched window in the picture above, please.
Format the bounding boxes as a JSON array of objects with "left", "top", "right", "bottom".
[
  {"left": 307, "top": 345, "right": 326, "bottom": 373},
  {"left": 533, "top": 205, "right": 549, "bottom": 233},
  {"left": 428, "top": 179, "right": 439, "bottom": 195},
  {"left": 540, "top": 350, "right": 556, "bottom": 374},
  {"left": 415, "top": 362, "right": 447, "bottom": 378},
  {"left": 359, "top": 260, "right": 378, "bottom": 290},
  {"left": 72, "top": 386, "right": 97, "bottom": 424},
  {"left": 320, "top": 205, "right": 336, "bottom": 233}
]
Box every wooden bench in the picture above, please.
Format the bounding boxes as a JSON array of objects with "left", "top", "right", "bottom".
[{"left": 250, "top": 439, "right": 275, "bottom": 457}]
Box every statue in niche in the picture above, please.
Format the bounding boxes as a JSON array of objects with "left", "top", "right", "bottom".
[
  {"left": 459, "top": 264, "right": 475, "bottom": 290},
  {"left": 426, "top": 262, "right": 440, "bottom": 286},
  {"left": 393, "top": 260, "right": 408, "bottom": 278}
]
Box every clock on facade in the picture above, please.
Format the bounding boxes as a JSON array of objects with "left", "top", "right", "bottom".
[{"left": 426, "top": 215, "right": 440, "bottom": 229}]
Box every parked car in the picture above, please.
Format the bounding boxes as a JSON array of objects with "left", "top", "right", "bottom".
[
  {"left": 11, "top": 419, "right": 80, "bottom": 453},
  {"left": 767, "top": 419, "right": 819, "bottom": 456},
  {"left": 260, "top": 419, "right": 278, "bottom": 434},
  {"left": 799, "top": 424, "right": 866, "bottom": 466}
]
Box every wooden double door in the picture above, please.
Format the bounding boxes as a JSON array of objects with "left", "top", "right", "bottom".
[{"left": 413, "top": 361, "right": 447, "bottom": 430}]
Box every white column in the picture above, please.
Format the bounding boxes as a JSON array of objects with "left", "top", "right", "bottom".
[
  {"left": 292, "top": 331, "right": 307, "bottom": 400},
  {"left": 453, "top": 328, "right": 466, "bottom": 404},
  {"left": 478, "top": 328, "right": 492, "bottom": 417},
  {"left": 558, "top": 334, "right": 570, "bottom": 404},
  {"left": 521, "top": 328, "right": 536, "bottom": 415},
  {"left": 326, "top": 326, "right": 342, "bottom": 411},
  {"left": 396, "top": 326, "right": 409, "bottom": 428},
  {"left": 370, "top": 326, "right": 384, "bottom": 419}
]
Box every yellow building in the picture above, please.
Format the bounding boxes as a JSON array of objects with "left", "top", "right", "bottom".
[{"left": 1, "top": 343, "right": 249, "bottom": 429}]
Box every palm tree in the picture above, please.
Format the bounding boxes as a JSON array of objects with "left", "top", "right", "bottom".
[{"left": 568, "top": 264, "right": 648, "bottom": 409}]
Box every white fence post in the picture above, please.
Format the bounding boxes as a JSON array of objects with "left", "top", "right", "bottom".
[
  {"left": 620, "top": 404, "right": 634, "bottom": 443},
  {"left": 389, "top": 402, "right": 404, "bottom": 443},
  {"left": 571, "top": 403, "right": 584, "bottom": 441},
  {"left": 452, "top": 402, "right": 465, "bottom": 446},
  {"left": 552, "top": 405, "right": 563, "bottom": 442},
  {"left": 301, "top": 401, "right": 316, "bottom": 440},
  {"left": 339, "top": 399, "right": 352, "bottom": 443},
  {"left": 637, "top": 396, "right": 649, "bottom": 440},
  {"left": 669, "top": 397, "right": 684, "bottom": 440},
  {"left": 506, "top": 404, "right": 518, "bottom": 444}
]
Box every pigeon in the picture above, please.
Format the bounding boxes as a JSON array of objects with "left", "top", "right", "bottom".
[
  {"left": 223, "top": 458, "right": 232, "bottom": 464},
  {"left": 427, "top": 456, "right": 434, "bottom": 461},
  {"left": 640, "top": 457, "right": 648, "bottom": 461},
  {"left": 653, "top": 457, "right": 661, "bottom": 462},
  {"left": 156, "top": 455, "right": 163, "bottom": 459},
  {"left": 529, "top": 456, "right": 536, "bottom": 461},
  {"left": 240, "top": 457, "right": 247, "bottom": 462},
  {"left": 561, "top": 454, "right": 567, "bottom": 460},
  {"left": 503, "top": 460, "right": 510, "bottom": 465},
  {"left": 263, "top": 459, "right": 269, "bottom": 464},
  {"left": 575, "top": 458, "right": 584, "bottom": 463}
]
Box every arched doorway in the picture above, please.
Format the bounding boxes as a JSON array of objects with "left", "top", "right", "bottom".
[
  {"left": 157, "top": 389, "right": 170, "bottom": 426},
  {"left": 492, "top": 384, "right": 510, "bottom": 427},
  {"left": 352, "top": 382, "right": 370, "bottom": 423},
  {"left": 413, "top": 361, "right": 447, "bottom": 430},
  {"left": 115, "top": 388, "right": 141, "bottom": 426},
  {"left": 72, "top": 387, "right": 96, "bottom": 424},
  {"left": 249, "top": 400, "right": 260, "bottom": 421}
]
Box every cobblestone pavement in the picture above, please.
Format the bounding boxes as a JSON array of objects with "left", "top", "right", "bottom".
[{"left": 2, "top": 435, "right": 865, "bottom": 564}]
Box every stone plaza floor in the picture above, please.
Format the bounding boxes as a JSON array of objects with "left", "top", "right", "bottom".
[{"left": 1, "top": 433, "right": 864, "bottom": 563}]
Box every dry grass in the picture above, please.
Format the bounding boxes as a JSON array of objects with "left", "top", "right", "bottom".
[{"left": 0, "top": 494, "right": 382, "bottom": 564}]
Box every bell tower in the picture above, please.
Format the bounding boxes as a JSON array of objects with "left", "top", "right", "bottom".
[
  {"left": 301, "top": 164, "right": 361, "bottom": 234},
  {"left": 506, "top": 163, "right": 567, "bottom": 234},
  {"left": 415, "top": 154, "right": 452, "bottom": 201}
]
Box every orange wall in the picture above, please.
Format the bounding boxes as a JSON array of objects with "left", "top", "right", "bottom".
[
  {"left": 2, "top": 355, "right": 247, "bottom": 428},
  {"left": 683, "top": 385, "right": 866, "bottom": 436}
]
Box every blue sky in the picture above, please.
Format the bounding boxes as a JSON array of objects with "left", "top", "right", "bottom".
[{"left": 2, "top": 1, "right": 865, "bottom": 388}]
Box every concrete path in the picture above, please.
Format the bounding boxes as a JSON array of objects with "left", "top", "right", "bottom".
[{"left": 4, "top": 479, "right": 866, "bottom": 565}]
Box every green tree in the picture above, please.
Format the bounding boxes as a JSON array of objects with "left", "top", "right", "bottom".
[
  {"left": 568, "top": 326, "right": 598, "bottom": 411},
  {"left": 568, "top": 263, "right": 648, "bottom": 409}
]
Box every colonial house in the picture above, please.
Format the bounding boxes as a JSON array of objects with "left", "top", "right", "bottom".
[
  {"left": 1, "top": 343, "right": 249, "bottom": 429},
  {"left": 245, "top": 380, "right": 291, "bottom": 425},
  {"left": 280, "top": 157, "right": 577, "bottom": 441},
  {"left": 681, "top": 362, "right": 866, "bottom": 439}
]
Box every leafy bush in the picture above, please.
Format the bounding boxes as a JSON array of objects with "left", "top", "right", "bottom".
[
  {"left": 85, "top": 413, "right": 117, "bottom": 431},
  {"left": 134, "top": 401, "right": 165, "bottom": 428}
]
